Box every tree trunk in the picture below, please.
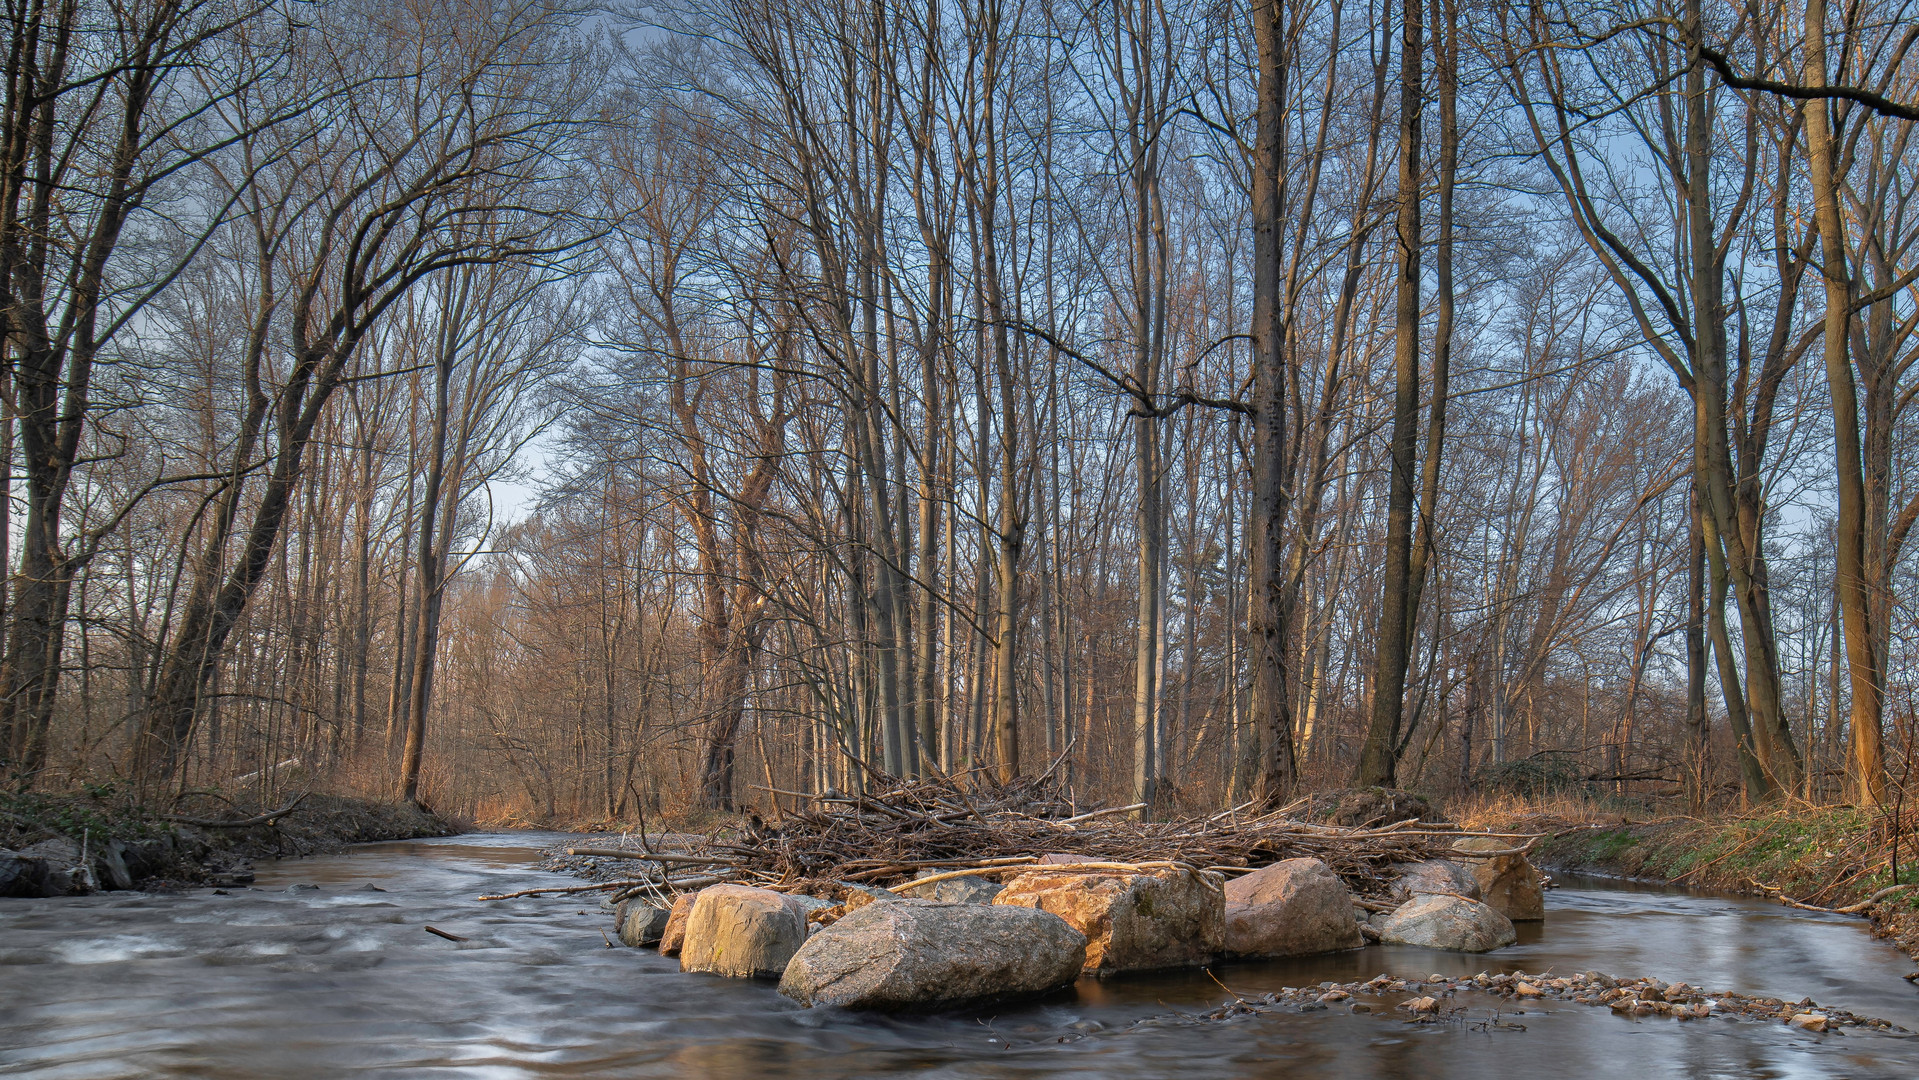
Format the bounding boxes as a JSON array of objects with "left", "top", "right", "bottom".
[
  {"left": 1803, "top": 0, "right": 1883, "bottom": 805},
  {"left": 1357, "top": 0, "right": 1422, "bottom": 788}
]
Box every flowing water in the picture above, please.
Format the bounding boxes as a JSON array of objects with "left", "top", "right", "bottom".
[{"left": 3, "top": 833, "right": 1917, "bottom": 1078}]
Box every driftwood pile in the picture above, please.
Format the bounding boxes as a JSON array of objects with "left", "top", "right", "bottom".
[{"left": 487, "top": 777, "right": 1542, "bottom": 906}]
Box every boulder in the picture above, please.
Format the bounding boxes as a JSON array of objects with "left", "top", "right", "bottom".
[
  {"left": 616, "top": 899, "right": 672, "bottom": 947},
  {"left": 1391, "top": 859, "right": 1481, "bottom": 902},
  {"left": 658, "top": 891, "right": 700, "bottom": 957},
  {"left": 910, "top": 872, "right": 1003, "bottom": 905},
  {"left": 1451, "top": 838, "right": 1545, "bottom": 921},
  {"left": 1378, "top": 894, "right": 1516, "bottom": 952},
  {"left": 995, "top": 866, "right": 1223, "bottom": 975},
  {"left": 678, "top": 884, "right": 809, "bottom": 978},
  {"left": 95, "top": 841, "right": 134, "bottom": 892},
  {"left": 779, "top": 900, "right": 1087, "bottom": 1010},
  {"left": 0, "top": 852, "right": 72, "bottom": 898},
  {"left": 1221, "top": 858, "right": 1363, "bottom": 958}
]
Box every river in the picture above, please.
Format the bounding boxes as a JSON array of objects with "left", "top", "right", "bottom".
[{"left": 2, "top": 832, "right": 1915, "bottom": 1078}]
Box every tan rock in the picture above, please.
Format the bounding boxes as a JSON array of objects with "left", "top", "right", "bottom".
[
  {"left": 678, "top": 885, "right": 810, "bottom": 978},
  {"left": 1453, "top": 838, "right": 1545, "bottom": 921},
  {"left": 658, "top": 891, "right": 699, "bottom": 957},
  {"left": 1221, "top": 858, "right": 1363, "bottom": 958},
  {"left": 1514, "top": 981, "right": 1543, "bottom": 998},
  {"left": 1789, "top": 1012, "right": 1828, "bottom": 1032},
  {"left": 994, "top": 866, "right": 1223, "bottom": 975}
]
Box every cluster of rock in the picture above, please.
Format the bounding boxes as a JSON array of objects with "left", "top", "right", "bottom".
[
  {"left": 1152, "top": 967, "right": 1906, "bottom": 1036},
  {"left": 0, "top": 835, "right": 174, "bottom": 898},
  {"left": 608, "top": 843, "right": 1546, "bottom": 1011}
]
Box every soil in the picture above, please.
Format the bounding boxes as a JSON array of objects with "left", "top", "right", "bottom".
[{"left": 1, "top": 789, "right": 459, "bottom": 891}]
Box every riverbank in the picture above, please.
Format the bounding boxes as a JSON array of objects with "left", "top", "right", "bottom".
[
  {"left": 1459, "top": 799, "right": 1919, "bottom": 963},
  {"left": 1, "top": 789, "right": 459, "bottom": 893}
]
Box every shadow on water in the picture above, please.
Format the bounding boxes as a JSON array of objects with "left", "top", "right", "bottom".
[{"left": 2, "top": 834, "right": 1916, "bottom": 1078}]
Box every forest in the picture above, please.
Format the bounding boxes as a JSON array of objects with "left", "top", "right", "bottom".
[{"left": 4, "top": 0, "right": 1918, "bottom": 824}]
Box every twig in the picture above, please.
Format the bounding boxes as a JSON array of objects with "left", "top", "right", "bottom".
[{"left": 423, "top": 925, "right": 469, "bottom": 942}]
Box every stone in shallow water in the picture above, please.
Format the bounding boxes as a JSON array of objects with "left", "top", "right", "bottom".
[
  {"left": 1452, "top": 837, "right": 1544, "bottom": 921},
  {"left": 678, "top": 884, "right": 809, "bottom": 978},
  {"left": 1222, "top": 857, "right": 1363, "bottom": 959},
  {"left": 994, "top": 866, "right": 1222, "bottom": 975},
  {"left": 1379, "top": 894, "right": 1516, "bottom": 952},
  {"left": 779, "top": 899, "right": 1085, "bottom": 1010},
  {"left": 658, "top": 891, "right": 699, "bottom": 957},
  {"left": 616, "top": 900, "right": 671, "bottom": 947}
]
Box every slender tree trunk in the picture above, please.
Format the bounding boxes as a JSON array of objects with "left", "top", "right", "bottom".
[
  {"left": 398, "top": 326, "right": 454, "bottom": 807},
  {"left": 1248, "top": 0, "right": 1295, "bottom": 803},
  {"left": 1803, "top": 0, "right": 1883, "bottom": 805},
  {"left": 1357, "top": 0, "right": 1422, "bottom": 788}
]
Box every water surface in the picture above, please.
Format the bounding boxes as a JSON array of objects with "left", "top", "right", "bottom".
[{"left": 2, "top": 833, "right": 1915, "bottom": 1078}]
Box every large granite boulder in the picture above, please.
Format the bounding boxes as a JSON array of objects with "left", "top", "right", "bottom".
[
  {"left": 1391, "top": 859, "right": 1481, "bottom": 902},
  {"left": 658, "top": 891, "right": 699, "bottom": 957},
  {"left": 1222, "top": 858, "right": 1363, "bottom": 958},
  {"left": 779, "top": 900, "right": 1087, "bottom": 1010},
  {"left": 1379, "top": 894, "right": 1516, "bottom": 952},
  {"left": 909, "top": 871, "right": 1004, "bottom": 904},
  {"left": 616, "top": 899, "right": 672, "bottom": 947},
  {"left": 679, "top": 884, "right": 810, "bottom": 977},
  {"left": 1452, "top": 837, "right": 1545, "bottom": 921},
  {"left": 994, "top": 866, "right": 1223, "bottom": 976}
]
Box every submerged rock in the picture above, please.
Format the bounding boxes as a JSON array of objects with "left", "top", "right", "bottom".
[
  {"left": 678, "top": 884, "right": 809, "bottom": 978},
  {"left": 1451, "top": 837, "right": 1545, "bottom": 921},
  {"left": 995, "top": 866, "right": 1223, "bottom": 975},
  {"left": 1379, "top": 894, "right": 1516, "bottom": 952},
  {"left": 779, "top": 900, "right": 1086, "bottom": 1010},
  {"left": 1221, "top": 858, "right": 1363, "bottom": 958}
]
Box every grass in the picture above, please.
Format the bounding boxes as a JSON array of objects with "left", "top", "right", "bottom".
[{"left": 1460, "top": 794, "right": 1919, "bottom": 962}]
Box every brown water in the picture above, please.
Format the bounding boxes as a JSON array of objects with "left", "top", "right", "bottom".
[{"left": 3, "top": 833, "right": 1917, "bottom": 1078}]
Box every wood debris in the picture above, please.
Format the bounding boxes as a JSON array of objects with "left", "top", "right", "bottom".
[{"left": 531, "top": 777, "right": 1537, "bottom": 905}]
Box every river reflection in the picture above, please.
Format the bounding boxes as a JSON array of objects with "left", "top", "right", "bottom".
[{"left": 2, "top": 833, "right": 1915, "bottom": 1078}]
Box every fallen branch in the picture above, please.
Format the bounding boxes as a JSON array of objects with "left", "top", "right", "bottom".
[
  {"left": 1751, "top": 880, "right": 1917, "bottom": 915},
  {"left": 477, "top": 879, "right": 650, "bottom": 901},
  {"left": 1058, "top": 803, "right": 1149, "bottom": 825},
  {"left": 565, "top": 847, "right": 738, "bottom": 866},
  {"left": 423, "top": 925, "right": 469, "bottom": 942}
]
